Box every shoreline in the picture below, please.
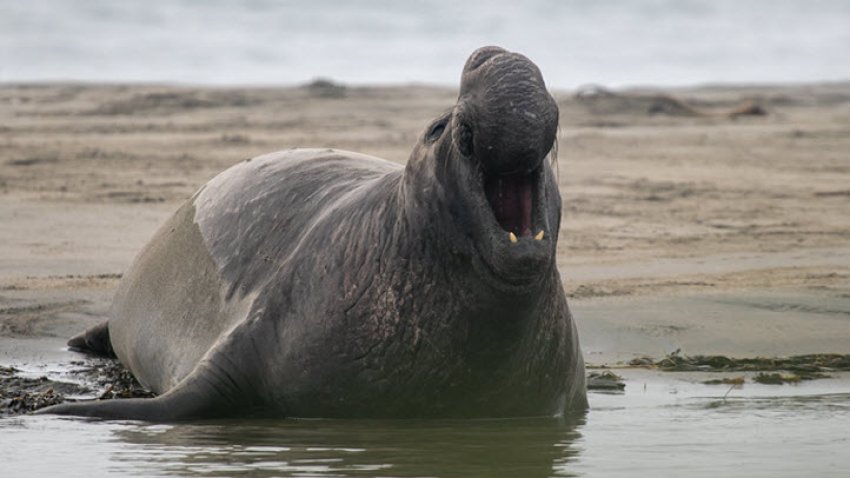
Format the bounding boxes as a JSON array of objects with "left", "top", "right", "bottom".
[
  {"left": 3, "top": 78, "right": 849, "bottom": 93},
  {"left": 1, "top": 81, "right": 848, "bottom": 393}
]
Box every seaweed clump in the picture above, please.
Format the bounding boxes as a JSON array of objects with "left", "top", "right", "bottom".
[
  {"left": 629, "top": 351, "right": 849, "bottom": 385},
  {"left": 72, "top": 359, "right": 155, "bottom": 401},
  {"left": 0, "top": 366, "right": 83, "bottom": 417},
  {"left": 0, "top": 358, "right": 154, "bottom": 417}
]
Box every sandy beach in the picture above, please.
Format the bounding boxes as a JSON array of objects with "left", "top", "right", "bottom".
[{"left": 1, "top": 80, "right": 849, "bottom": 381}]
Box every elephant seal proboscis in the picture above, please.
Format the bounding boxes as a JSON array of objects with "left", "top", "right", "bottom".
[{"left": 39, "top": 46, "right": 587, "bottom": 420}]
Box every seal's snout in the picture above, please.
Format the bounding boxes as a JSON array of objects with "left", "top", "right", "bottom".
[
  {"left": 457, "top": 46, "right": 558, "bottom": 176},
  {"left": 455, "top": 47, "right": 558, "bottom": 241}
]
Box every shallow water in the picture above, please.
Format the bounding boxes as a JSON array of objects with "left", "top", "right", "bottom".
[{"left": 3, "top": 370, "right": 848, "bottom": 477}]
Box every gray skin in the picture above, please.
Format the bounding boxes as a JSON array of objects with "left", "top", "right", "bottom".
[{"left": 38, "top": 46, "right": 587, "bottom": 420}]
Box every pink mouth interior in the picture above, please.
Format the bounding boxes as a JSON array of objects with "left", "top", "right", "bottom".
[{"left": 484, "top": 172, "right": 533, "bottom": 237}]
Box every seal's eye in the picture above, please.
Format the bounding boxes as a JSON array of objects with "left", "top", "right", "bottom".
[{"left": 427, "top": 119, "right": 447, "bottom": 142}]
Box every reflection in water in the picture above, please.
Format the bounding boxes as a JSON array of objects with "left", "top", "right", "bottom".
[
  {"left": 109, "top": 416, "right": 585, "bottom": 477},
  {"left": 5, "top": 374, "right": 849, "bottom": 477}
]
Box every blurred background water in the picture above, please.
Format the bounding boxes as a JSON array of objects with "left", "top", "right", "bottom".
[{"left": 2, "top": 0, "right": 849, "bottom": 88}]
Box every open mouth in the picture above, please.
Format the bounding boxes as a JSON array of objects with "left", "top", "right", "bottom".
[{"left": 483, "top": 169, "right": 544, "bottom": 241}]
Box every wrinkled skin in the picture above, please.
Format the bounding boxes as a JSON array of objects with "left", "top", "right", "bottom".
[{"left": 38, "top": 46, "right": 587, "bottom": 420}]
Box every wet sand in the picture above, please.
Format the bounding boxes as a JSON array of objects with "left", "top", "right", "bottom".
[{"left": 1, "top": 81, "right": 849, "bottom": 388}]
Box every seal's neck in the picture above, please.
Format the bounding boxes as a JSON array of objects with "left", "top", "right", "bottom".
[
  {"left": 398, "top": 143, "right": 468, "bottom": 260},
  {"left": 394, "top": 141, "right": 540, "bottom": 307},
  {"left": 381, "top": 153, "right": 561, "bottom": 376}
]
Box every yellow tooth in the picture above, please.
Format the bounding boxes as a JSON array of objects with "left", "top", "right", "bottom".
[
  {"left": 509, "top": 232, "right": 518, "bottom": 243},
  {"left": 534, "top": 230, "right": 545, "bottom": 241}
]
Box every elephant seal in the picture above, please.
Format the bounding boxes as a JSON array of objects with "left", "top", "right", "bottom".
[{"left": 39, "top": 46, "right": 587, "bottom": 420}]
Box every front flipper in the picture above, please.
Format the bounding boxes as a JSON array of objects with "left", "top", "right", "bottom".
[{"left": 35, "top": 361, "right": 259, "bottom": 421}]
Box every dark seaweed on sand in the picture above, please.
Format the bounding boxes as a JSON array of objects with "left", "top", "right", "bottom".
[
  {"left": 631, "top": 351, "right": 850, "bottom": 373},
  {"left": 0, "top": 359, "right": 153, "bottom": 417},
  {"left": 630, "top": 351, "right": 849, "bottom": 385}
]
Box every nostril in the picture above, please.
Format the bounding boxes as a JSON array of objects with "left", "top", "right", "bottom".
[
  {"left": 465, "top": 46, "right": 506, "bottom": 72},
  {"left": 467, "top": 54, "right": 491, "bottom": 72}
]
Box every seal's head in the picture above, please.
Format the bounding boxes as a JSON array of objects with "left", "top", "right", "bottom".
[{"left": 411, "top": 46, "right": 560, "bottom": 292}]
